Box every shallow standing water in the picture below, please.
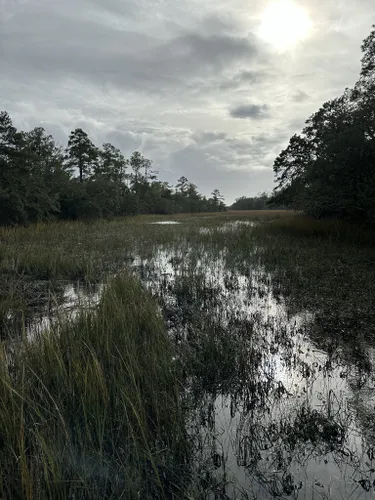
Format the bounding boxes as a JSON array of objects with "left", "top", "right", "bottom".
[
  {"left": 133, "top": 243, "right": 375, "bottom": 499},
  {"left": 149, "top": 220, "right": 182, "bottom": 225},
  {"left": 23, "top": 219, "right": 375, "bottom": 498}
]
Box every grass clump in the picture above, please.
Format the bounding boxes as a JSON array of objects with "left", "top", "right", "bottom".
[{"left": 0, "top": 274, "right": 188, "bottom": 499}]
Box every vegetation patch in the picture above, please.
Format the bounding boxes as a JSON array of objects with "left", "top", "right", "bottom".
[{"left": 0, "top": 274, "right": 188, "bottom": 499}]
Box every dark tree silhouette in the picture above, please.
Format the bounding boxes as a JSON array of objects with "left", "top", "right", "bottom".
[
  {"left": 0, "top": 114, "right": 227, "bottom": 225},
  {"left": 270, "top": 26, "right": 375, "bottom": 223}
]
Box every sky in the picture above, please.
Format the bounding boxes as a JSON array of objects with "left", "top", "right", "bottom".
[{"left": 0, "top": 0, "right": 373, "bottom": 203}]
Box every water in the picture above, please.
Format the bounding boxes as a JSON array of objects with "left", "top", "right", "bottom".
[
  {"left": 133, "top": 246, "right": 375, "bottom": 498},
  {"left": 199, "top": 220, "right": 257, "bottom": 234},
  {"left": 20, "top": 224, "right": 375, "bottom": 498},
  {"left": 23, "top": 281, "right": 104, "bottom": 339},
  {"left": 149, "top": 220, "right": 182, "bottom": 225}
]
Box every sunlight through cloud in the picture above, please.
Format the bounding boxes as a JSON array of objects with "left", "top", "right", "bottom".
[{"left": 258, "top": 0, "right": 312, "bottom": 51}]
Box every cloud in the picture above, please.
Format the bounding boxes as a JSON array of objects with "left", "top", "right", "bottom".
[
  {"left": 191, "top": 131, "right": 228, "bottom": 144},
  {"left": 293, "top": 90, "right": 310, "bottom": 102},
  {"left": 104, "top": 130, "right": 142, "bottom": 154},
  {"left": 1, "top": 0, "right": 374, "bottom": 202},
  {"left": 219, "top": 70, "right": 270, "bottom": 90},
  {"left": 163, "top": 128, "right": 290, "bottom": 202},
  {"left": 1, "top": 8, "right": 259, "bottom": 95},
  {"left": 169, "top": 143, "right": 268, "bottom": 203},
  {"left": 229, "top": 104, "right": 269, "bottom": 119}
]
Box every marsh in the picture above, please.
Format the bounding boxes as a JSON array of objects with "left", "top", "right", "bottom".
[{"left": 0, "top": 212, "right": 375, "bottom": 499}]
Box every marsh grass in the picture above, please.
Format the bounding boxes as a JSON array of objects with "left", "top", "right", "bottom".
[
  {"left": 264, "top": 213, "right": 375, "bottom": 246},
  {"left": 251, "top": 215, "right": 375, "bottom": 344},
  {"left": 2, "top": 211, "right": 375, "bottom": 498},
  {"left": 0, "top": 274, "right": 188, "bottom": 499},
  {"left": 0, "top": 211, "right": 290, "bottom": 279}
]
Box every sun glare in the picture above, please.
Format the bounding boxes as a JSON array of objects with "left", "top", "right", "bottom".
[{"left": 258, "top": 0, "right": 312, "bottom": 51}]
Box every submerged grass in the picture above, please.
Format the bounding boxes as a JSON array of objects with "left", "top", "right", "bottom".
[{"left": 0, "top": 274, "right": 188, "bottom": 499}]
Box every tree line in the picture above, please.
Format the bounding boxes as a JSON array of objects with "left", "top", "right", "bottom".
[
  {"left": 270, "top": 26, "right": 375, "bottom": 223},
  {"left": 0, "top": 113, "right": 226, "bottom": 225},
  {"left": 230, "top": 192, "right": 284, "bottom": 211}
]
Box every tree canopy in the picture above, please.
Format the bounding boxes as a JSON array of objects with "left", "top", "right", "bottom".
[
  {"left": 230, "top": 193, "right": 278, "bottom": 211},
  {"left": 0, "top": 113, "right": 227, "bottom": 225},
  {"left": 270, "top": 25, "right": 375, "bottom": 223}
]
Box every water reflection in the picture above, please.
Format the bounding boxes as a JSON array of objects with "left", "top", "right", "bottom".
[
  {"left": 9, "top": 230, "right": 375, "bottom": 498},
  {"left": 22, "top": 281, "right": 103, "bottom": 339},
  {"left": 134, "top": 246, "right": 375, "bottom": 498},
  {"left": 149, "top": 221, "right": 182, "bottom": 225},
  {"left": 199, "top": 220, "right": 257, "bottom": 235}
]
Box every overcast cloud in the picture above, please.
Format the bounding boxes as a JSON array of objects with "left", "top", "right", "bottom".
[
  {"left": 230, "top": 104, "right": 269, "bottom": 119},
  {"left": 0, "top": 0, "right": 373, "bottom": 202}
]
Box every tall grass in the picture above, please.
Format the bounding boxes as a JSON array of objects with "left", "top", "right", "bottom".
[
  {"left": 250, "top": 214, "right": 375, "bottom": 345},
  {"left": 263, "top": 213, "right": 375, "bottom": 246},
  {"left": 0, "top": 274, "right": 188, "bottom": 499},
  {"left": 0, "top": 212, "right": 291, "bottom": 283},
  {"left": 2, "top": 211, "right": 375, "bottom": 498}
]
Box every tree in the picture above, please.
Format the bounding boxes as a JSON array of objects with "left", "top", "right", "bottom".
[
  {"left": 128, "top": 151, "right": 159, "bottom": 213},
  {"left": 22, "top": 127, "right": 65, "bottom": 221},
  {"left": 0, "top": 114, "right": 70, "bottom": 224},
  {"left": 96, "top": 143, "right": 128, "bottom": 183},
  {"left": 209, "top": 189, "right": 226, "bottom": 211},
  {"left": 175, "top": 176, "right": 189, "bottom": 195},
  {"left": 66, "top": 129, "right": 98, "bottom": 183},
  {"left": 0, "top": 110, "right": 235, "bottom": 224},
  {"left": 270, "top": 26, "right": 375, "bottom": 223},
  {"left": 87, "top": 143, "right": 130, "bottom": 216},
  {"left": 360, "top": 25, "right": 375, "bottom": 80},
  {"left": 231, "top": 193, "right": 274, "bottom": 211},
  {"left": 0, "top": 111, "right": 19, "bottom": 154},
  {"left": 211, "top": 189, "right": 224, "bottom": 203},
  {"left": 0, "top": 112, "right": 28, "bottom": 224},
  {"left": 129, "top": 151, "right": 155, "bottom": 187},
  {"left": 185, "top": 182, "right": 202, "bottom": 212}
]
